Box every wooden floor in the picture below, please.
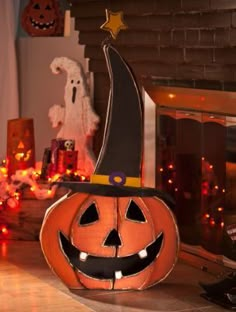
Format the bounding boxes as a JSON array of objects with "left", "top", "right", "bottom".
[{"left": 0, "top": 240, "right": 229, "bottom": 312}]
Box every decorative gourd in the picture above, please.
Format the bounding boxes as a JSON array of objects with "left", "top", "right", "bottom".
[
  {"left": 40, "top": 44, "right": 179, "bottom": 290},
  {"left": 21, "top": 0, "right": 63, "bottom": 37}
]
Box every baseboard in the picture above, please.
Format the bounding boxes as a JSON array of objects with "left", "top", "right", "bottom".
[{"left": 179, "top": 243, "right": 235, "bottom": 276}]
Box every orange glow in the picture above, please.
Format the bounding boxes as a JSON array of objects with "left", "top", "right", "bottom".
[
  {"left": 174, "top": 188, "right": 178, "bottom": 192},
  {"left": 214, "top": 185, "right": 219, "bottom": 190},
  {"left": 159, "top": 168, "right": 163, "bottom": 172},
  {"left": 210, "top": 219, "right": 215, "bottom": 226},
  {"left": 168, "top": 164, "right": 174, "bottom": 169},
  {"left": 47, "top": 189, "right": 52, "bottom": 195},
  {"left": 0, "top": 167, "right": 7, "bottom": 174},
  {"left": 217, "top": 207, "right": 224, "bottom": 212},
  {"left": 1, "top": 241, "right": 7, "bottom": 257},
  {"left": 201, "top": 157, "right": 205, "bottom": 161},
  {"left": 209, "top": 165, "right": 213, "bottom": 169},
  {"left": 168, "top": 179, "right": 173, "bottom": 184},
  {"left": 222, "top": 189, "right": 225, "bottom": 193},
  {"left": 204, "top": 213, "right": 210, "bottom": 218},
  {"left": 221, "top": 222, "right": 224, "bottom": 228},
  {"left": 30, "top": 186, "right": 36, "bottom": 192},
  {"left": 168, "top": 93, "right": 176, "bottom": 99}
]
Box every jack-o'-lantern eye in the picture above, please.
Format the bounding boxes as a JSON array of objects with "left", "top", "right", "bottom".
[
  {"left": 79, "top": 203, "right": 99, "bottom": 225},
  {"left": 45, "top": 5, "right": 51, "bottom": 10},
  {"left": 33, "top": 3, "right": 40, "bottom": 9},
  {"left": 126, "top": 200, "right": 146, "bottom": 223}
]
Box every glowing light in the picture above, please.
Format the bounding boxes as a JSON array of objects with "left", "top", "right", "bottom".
[
  {"left": 81, "top": 175, "right": 86, "bottom": 181},
  {"left": 204, "top": 213, "right": 210, "bottom": 218},
  {"left": 217, "top": 207, "right": 223, "bottom": 212},
  {"left": 209, "top": 165, "right": 213, "bottom": 169},
  {"left": 30, "top": 186, "right": 36, "bottom": 192},
  {"left": 202, "top": 157, "right": 205, "bottom": 161},
  {"left": 159, "top": 168, "right": 164, "bottom": 172},
  {"left": 1, "top": 226, "right": 9, "bottom": 235},
  {"left": 221, "top": 222, "right": 224, "bottom": 228},
  {"left": 209, "top": 115, "right": 215, "bottom": 119},
  {"left": 168, "top": 179, "right": 173, "bottom": 184},
  {"left": 168, "top": 164, "right": 174, "bottom": 169},
  {"left": 174, "top": 188, "right": 178, "bottom": 192},
  {"left": 210, "top": 219, "right": 215, "bottom": 226},
  {"left": 66, "top": 169, "right": 72, "bottom": 175},
  {"left": 214, "top": 185, "right": 219, "bottom": 190},
  {"left": 47, "top": 189, "right": 52, "bottom": 195},
  {"left": 222, "top": 189, "right": 225, "bottom": 193},
  {"left": 168, "top": 93, "right": 176, "bottom": 99}
]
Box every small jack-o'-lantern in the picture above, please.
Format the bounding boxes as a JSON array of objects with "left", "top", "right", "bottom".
[
  {"left": 7, "top": 118, "right": 35, "bottom": 177},
  {"left": 21, "top": 0, "right": 64, "bottom": 37},
  {"left": 40, "top": 44, "right": 179, "bottom": 290}
]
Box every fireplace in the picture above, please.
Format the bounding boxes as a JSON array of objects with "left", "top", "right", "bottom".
[{"left": 143, "top": 86, "right": 236, "bottom": 270}]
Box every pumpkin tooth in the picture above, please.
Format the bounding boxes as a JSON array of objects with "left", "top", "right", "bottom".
[
  {"left": 115, "top": 271, "right": 123, "bottom": 279},
  {"left": 79, "top": 251, "right": 88, "bottom": 261},
  {"left": 138, "top": 248, "right": 148, "bottom": 259}
]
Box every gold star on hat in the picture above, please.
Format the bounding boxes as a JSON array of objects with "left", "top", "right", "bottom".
[{"left": 100, "top": 9, "right": 128, "bottom": 39}]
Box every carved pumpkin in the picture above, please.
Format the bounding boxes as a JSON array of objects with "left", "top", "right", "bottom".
[
  {"left": 40, "top": 185, "right": 179, "bottom": 290},
  {"left": 40, "top": 44, "right": 179, "bottom": 290},
  {"left": 7, "top": 118, "right": 35, "bottom": 177},
  {"left": 21, "top": 0, "right": 63, "bottom": 37}
]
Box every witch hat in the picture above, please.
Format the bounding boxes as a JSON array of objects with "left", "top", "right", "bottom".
[
  {"left": 91, "top": 44, "right": 142, "bottom": 187},
  {"left": 54, "top": 43, "right": 173, "bottom": 206}
]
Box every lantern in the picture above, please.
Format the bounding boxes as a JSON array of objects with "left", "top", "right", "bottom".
[
  {"left": 7, "top": 118, "right": 35, "bottom": 177},
  {"left": 40, "top": 44, "right": 179, "bottom": 290},
  {"left": 21, "top": 0, "right": 64, "bottom": 37}
]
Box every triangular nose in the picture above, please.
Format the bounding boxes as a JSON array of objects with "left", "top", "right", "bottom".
[
  {"left": 17, "top": 141, "right": 25, "bottom": 149},
  {"left": 104, "top": 229, "right": 121, "bottom": 246}
]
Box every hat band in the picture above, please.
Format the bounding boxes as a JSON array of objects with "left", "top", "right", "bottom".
[{"left": 91, "top": 173, "right": 141, "bottom": 187}]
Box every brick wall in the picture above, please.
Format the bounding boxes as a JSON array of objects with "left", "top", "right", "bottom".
[{"left": 69, "top": 0, "right": 236, "bottom": 154}]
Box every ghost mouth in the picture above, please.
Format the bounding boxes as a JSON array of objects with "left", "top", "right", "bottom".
[
  {"left": 59, "top": 231, "right": 163, "bottom": 280},
  {"left": 72, "top": 86, "right": 77, "bottom": 103},
  {"left": 30, "top": 18, "right": 55, "bottom": 30}
]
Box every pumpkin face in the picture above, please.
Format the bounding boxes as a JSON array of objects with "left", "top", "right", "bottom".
[
  {"left": 21, "top": 0, "right": 63, "bottom": 36},
  {"left": 40, "top": 192, "right": 179, "bottom": 290},
  {"left": 7, "top": 118, "right": 35, "bottom": 177}
]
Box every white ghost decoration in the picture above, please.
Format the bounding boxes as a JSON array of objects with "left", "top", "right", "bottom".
[{"left": 48, "top": 57, "right": 100, "bottom": 176}]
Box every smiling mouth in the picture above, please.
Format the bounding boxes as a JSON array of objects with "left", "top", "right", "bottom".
[
  {"left": 30, "top": 17, "right": 55, "bottom": 30},
  {"left": 59, "top": 231, "right": 163, "bottom": 280}
]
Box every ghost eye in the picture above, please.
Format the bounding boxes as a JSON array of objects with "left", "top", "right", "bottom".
[
  {"left": 79, "top": 203, "right": 99, "bottom": 225},
  {"left": 126, "top": 200, "right": 146, "bottom": 222},
  {"left": 71, "top": 80, "right": 74, "bottom": 83},
  {"left": 77, "top": 80, "right": 80, "bottom": 84},
  {"left": 33, "top": 3, "right": 40, "bottom": 9},
  {"left": 45, "top": 5, "right": 51, "bottom": 10}
]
